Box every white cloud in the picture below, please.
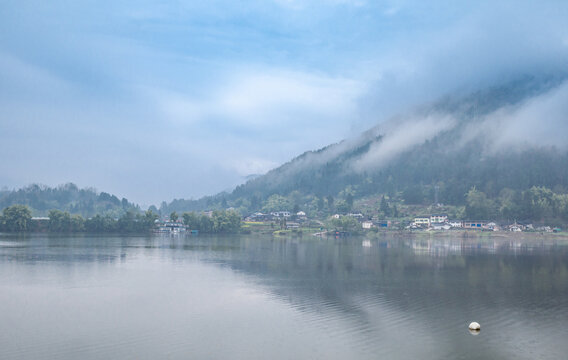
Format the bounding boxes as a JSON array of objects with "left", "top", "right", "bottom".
[
  {"left": 464, "top": 81, "right": 568, "bottom": 151},
  {"left": 3, "top": 0, "right": 568, "bottom": 204},
  {"left": 152, "top": 68, "right": 365, "bottom": 129},
  {"left": 352, "top": 114, "right": 457, "bottom": 171},
  {"left": 218, "top": 70, "right": 363, "bottom": 125}
]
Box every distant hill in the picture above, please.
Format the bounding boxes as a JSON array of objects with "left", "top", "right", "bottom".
[
  {"left": 0, "top": 183, "right": 139, "bottom": 217},
  {"left": 161, "top": 74, "right": 568, "bottom": 220},
  {"left": 10, "top": 77, "right": 568, "bottom": 223},
  {"left": 234, "top": 75, "right": 566, "bottom": 197}
]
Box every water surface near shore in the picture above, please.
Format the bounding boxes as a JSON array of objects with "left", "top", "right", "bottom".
[{"left": 1, "top": 233, "right": 567, "bottom": 359}]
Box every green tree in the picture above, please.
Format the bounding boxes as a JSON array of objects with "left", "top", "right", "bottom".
[
  {"left": 48, "top": 209, "right": 71, "bottom": 232},
  {"left": 262, "top": 194, "right": 292, "bottom": 213},
  {"left": 181, "top": 210, "right": 241, "bottom": 233},
  {"left": 148, "top": 205, "right": 160, "bottom": 216},
  {"left": 326, "top": 195, "right": 335, "bottom": 212},
  {"left": 117, "top": 211, "right": 138, "bottom": 233},
  {"left": 498, "top": 188, "right": 520, "bottom": 220},
  {"left": 2, "top": 205, "right": 32, "bottom": 232},
  {"left": 199, "top": 214, "right": 214, "bottom": 232},
  {"left": 182, "top": 212, "right": 200, "bottom": 229},
  {"left": 292, "top": 204, "right": 300, "bottom": 220},
  {"left": 170, "top": 211, "right": 179, "bottom": 222},
  {"left": 392, "top": 204, "right": 399, "bottom": 218},
  {"left": 84, "top": 214, "right": 117, "bottom": 232},
  {"left": 524, "top": 186, "right": 554, "bottom": 221},
  {"left": 379, "top": 195, "right": 391, "bottom": 217},
  {"left": 250, "top": 194, "right": 261, "bottom": 211},
  {"left": 465, "top": 187, "right": 496, "bottom": 220},
  {"left": 212, "top": 210, "right": 241, "bottom": 233},
  {"left": 330, "top": 215, "right": 360, "bottom": 233},
  {"left": 335, "top": 200, "right": 350, "bottom": 214},
  {"left": 317, "top": 196, "right": 325, "bottom": 211},
  {"left": 346, "top": 193, "right": 354, "bottom": 211},
  {"left": 142, "top": 210, "right": 159, "bottom": 231},
  {"left": 70, "top": 214, "right": 85, "bottom": 232},
  {"left": 403, "top": 185, "right": 424, "bottom": 204}
]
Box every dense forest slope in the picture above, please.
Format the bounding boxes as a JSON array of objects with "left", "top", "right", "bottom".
[
  {"left": 0, "top": 183, "right": 139, "bottom": 217},
  {"left": 232, "top": 75, "right": 566, "bottom": 200},
  {"left": 162, "top": 74, "right": 568, "bottom": 222}
]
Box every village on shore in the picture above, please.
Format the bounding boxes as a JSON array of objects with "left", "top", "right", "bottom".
[
  {"left": 2, "top": 202, "right": 564, "bottom": 237},
  {"left": 243, "top": 210, "right": 563, "bottom": 235}
]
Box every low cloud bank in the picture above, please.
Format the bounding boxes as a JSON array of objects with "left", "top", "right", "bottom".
[{"left": 349, "top": 78, "right": 568, "bottom": 173}]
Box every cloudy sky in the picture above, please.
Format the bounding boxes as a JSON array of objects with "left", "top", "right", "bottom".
[{"left": 1, "top": 0, "right": 567, "bottom": 205}]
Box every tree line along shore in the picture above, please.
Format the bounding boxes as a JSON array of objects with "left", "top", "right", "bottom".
[
  {"left": 2, "top": 203, "right": 567, "bottom": 241},
  {"left": 0, "top": 205, "right": 241, "bottom": 234}
]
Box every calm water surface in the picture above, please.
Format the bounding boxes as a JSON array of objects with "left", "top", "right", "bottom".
[{"left": 0, "top": 233, "right": 567, "bottom": 359}]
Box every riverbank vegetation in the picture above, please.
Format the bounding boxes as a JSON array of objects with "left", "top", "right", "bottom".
[
  {"left": 181, "top": 210, "right": 241, "bottom": 234},
  {"left": 161, "top": 184, "right": 568, "bottom": 230},
  {"left": 0, "top": 205, "right": 244, "bottom": 235},
  {"left": 0, "top": 205, "right": 158, "bottom": 234}
]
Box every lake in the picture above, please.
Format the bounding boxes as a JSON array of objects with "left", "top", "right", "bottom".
[{"left": 0, "top": 233, "right": 567, "bottom": 359}]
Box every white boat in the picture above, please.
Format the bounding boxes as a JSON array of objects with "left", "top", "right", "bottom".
[{"left": 153, "top": 221, "right": 188, "bottom": 234}]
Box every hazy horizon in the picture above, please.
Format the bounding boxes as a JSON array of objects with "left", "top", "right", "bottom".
[{"left": 2, "top": 0, "right": 568, "bottom": 205}]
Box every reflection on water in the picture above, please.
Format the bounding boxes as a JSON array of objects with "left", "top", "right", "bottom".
[{"left": 0, "top": 233, "right": 567, "bottom": 359}]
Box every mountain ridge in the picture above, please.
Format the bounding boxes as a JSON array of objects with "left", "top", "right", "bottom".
[{"left": 159, "top": 74, "right": 568, "bottom": 219}]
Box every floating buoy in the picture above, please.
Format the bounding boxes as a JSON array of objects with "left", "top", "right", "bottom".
[{"left": 469, "top": 322, "right": 481, "bottom": 331}]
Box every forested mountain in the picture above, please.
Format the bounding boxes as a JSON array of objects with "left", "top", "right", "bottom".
[
  {"left": 0, "top": 183, "right": 139, "bottom": 217},
  {"left": 230, "top": 75, "right": 566, "bottom": 200},
  {"left": 161, "top": 74, "right": 568, "bottom": 224}
]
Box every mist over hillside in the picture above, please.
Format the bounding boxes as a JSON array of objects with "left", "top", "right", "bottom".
[
  {"left": 238, "top": 76, "right": 566, "bottom": 188},
  {"left": 3, "top": 75, "right": 568, "bottom": 226},
  {"left": 161, "top": 74, "right": 568, "bottom": 215}
]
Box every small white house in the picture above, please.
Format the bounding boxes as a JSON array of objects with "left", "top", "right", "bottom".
[
  {"left": 485, "top": 222, "right": 500, "bottom": 231},
  {"left": 362, "top": 221, "right": 374, "bottom": 229},
  {"left": 508, "top": 221, "right": 525, "bottom": 232},
  {"left": 430, "top": 214, "right": 448, "bottom": 223},
  {"left": 510, "top": 225, "right": 522, "bottom": 232},
  {"left": 414, "top": 217, "right": 430, "bottom": 226},
  {"left": 271, "top": 211, "right": 291, "bottom": 218},
  {"left": 463, "top": 221, "right": 486, "bottom": 229},
  {"left": 348, "top": 213, "right": 364, "bottom": 219},
  {"left": 449, "top": 221, "right": 463, "bottom": 228}
]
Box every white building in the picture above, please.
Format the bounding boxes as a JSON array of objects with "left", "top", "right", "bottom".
[
  {"left": 271, "top": 211, "right": 291, "bottom": 218},
  {"left": 362, "top": 221, "right": 374, "bottom": 229},
  {"left": 449, "top": 221, "right": 463, "bottom": 228},
  {"left": 413, "top": 217, "right": 430, "bottom": 226},
  {"left": 485, "top": 222, "right": 500, "bottom": 231},
  {"left": 430, "top": 214, "right": 448, "bottom": 223},
  {"left": 348, "top": 213, "right": 364, "bottom": 219}
]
